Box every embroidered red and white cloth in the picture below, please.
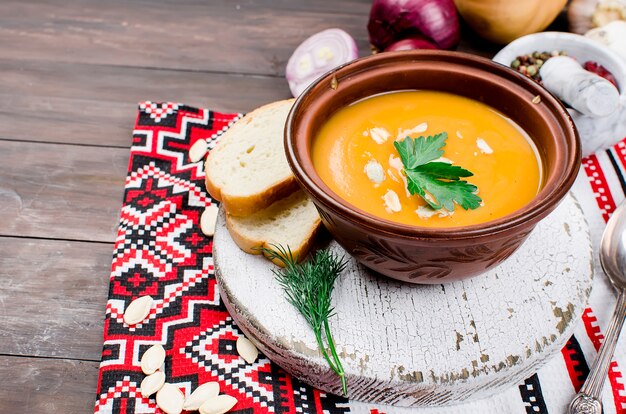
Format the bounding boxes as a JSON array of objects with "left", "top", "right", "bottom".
[{"left": 94, "top": 102, "right": 626, "bottom": 414}]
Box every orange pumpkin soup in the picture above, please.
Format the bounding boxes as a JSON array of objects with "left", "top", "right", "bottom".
[{"left": 312, "top": 90, "right": 543, "bottom": 227}]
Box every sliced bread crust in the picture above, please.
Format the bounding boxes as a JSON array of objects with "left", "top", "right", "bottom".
[
  {"left": 225, "top": 190, "right": 321, "bottom": 266},
  {"left": 205, "top": 99, "right": 297, "bottom": 217}
]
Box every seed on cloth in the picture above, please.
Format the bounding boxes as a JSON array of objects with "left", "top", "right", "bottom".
[
  {"left": 236, "top": 336, "right": 259, "bottom": 364},
  {"left": 199, "top": 394, "right": 238, "bottom": 414},
  {"left": 189, "top": 139, "right": 208, "bottom": 163},
  {"left": 141, "top": 344, "right": 166, "bottom": 375},
  {"left": 183, "top": 382, "right": 220, "bottom": 410},
  {"left": 156, "top": 383, "right": 185, "bottom": 414},
  {"left": 140, "top": 371, "right": 166, "bottom": 397},
  {"left": 123, "top": 295, "right": 153, "bottom": 325},
  {"left": 201, "top": 205, "right": 219, "bottom": 236}
]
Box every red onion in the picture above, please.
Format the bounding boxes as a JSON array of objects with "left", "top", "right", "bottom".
[
  {"left": 285, "top": 28, "right": 359, "bottom": 97},
  {"left": 384, "top": 36, "right": 438, "bottom": 51},
  {"left": 368, "top": 0, "right": 460, "bottom": 51}
]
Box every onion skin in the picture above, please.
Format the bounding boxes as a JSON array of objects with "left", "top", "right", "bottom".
[
  {"left": 368, "top": 0, "right": 461, "bottom": 51},
  {"left": 384, "top": 36, "right": 438, "bottom": 51},
  {"left": 453, "top": 0, "right": 568, "bottom": 44}
]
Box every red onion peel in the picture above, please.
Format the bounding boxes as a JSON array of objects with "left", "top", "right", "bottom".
[
  {"left": 285, "top": 28, "right": 358, "bottom": 97},
  {"left": 368, "top": 0, "right": 460, "bottom": 52},
  {"left": 384, "top": 35, "right": 438, "bottom": 51}
]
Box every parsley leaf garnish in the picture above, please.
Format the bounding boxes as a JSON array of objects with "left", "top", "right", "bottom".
[
  {"left": 394, "top": 131, "right": 446, "bottom": 168},
  {"left": 393, "top": 133, "right": 482, "bottom": 211}
]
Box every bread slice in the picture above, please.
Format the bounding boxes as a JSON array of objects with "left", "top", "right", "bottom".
[
  {"left": 205, "top": 99, "right": 298, "bottom": 217},
  {"left": 225, "top": 190, "right": 321, "bottom": 266}
]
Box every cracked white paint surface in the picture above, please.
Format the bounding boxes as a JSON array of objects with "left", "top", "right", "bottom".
[{"left": 213, "top": 194, "right": 593, "bottom": 407}]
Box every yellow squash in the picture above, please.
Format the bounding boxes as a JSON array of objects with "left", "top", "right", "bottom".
[{"left": 453, "top": 0, "right": 568, "bottom": 44}]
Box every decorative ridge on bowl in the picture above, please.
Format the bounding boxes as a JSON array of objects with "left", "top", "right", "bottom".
[{"left": 284, "top": 50, "right": 581, "bottom": 283}]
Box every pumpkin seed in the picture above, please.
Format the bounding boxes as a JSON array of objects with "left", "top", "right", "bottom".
[
  {"left": 140, "top": 371, "right": 165, "bottom": 397},
  {"left": 236, "top": 336, "right": 259, "bottom": 364},
  {"left": 141, "top": 344, "right": 166, "bottom": 375},
  {"left": 201, "top": 205, "right": 219, "bottom": 237},
  {"left": 183, "top": 382, "right": 220, "bottom": 410},
  {"left": 189, "top": 139, "right": 208, "bottom": 163},
  {"left": 123, "top": 295, "right": 153, "bottom": 325},
  {"left": 156, "top": 383, "right": 185, "bottom": 414},
  {"left": 199, "top": 394, "right": 238, "bottom": 414},
  {"left": 330, "top": 75, "right": 338, "bottom": 90}
]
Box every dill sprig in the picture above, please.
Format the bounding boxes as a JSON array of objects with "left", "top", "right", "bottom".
[{"left": 261, "top": 244, "right": 348, "bottom": 396}]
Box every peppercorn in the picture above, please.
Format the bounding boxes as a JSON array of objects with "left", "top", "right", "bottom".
[{"left": 511, "top": 50, "right": 567, "bottom": 83}]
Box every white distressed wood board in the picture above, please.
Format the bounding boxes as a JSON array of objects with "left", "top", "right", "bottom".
[{"left": 213, "top": 193, "right": 593, "bottom": 407}]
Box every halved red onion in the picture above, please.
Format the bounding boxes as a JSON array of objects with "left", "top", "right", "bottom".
[
  {"left": 368, "top": 0, "right": 460, "bottom": 51},
  {"left": 285, "top": 28, "right": 359, "bottom": 97}
]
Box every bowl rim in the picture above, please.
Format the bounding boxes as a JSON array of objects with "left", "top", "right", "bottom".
[{"left": 285, "top": 50, "right": 581, "bottom": 240}]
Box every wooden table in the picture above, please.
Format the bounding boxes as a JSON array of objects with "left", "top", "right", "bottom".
[{"left": 0, "top": 1, "right": 514, "bottom": 411}]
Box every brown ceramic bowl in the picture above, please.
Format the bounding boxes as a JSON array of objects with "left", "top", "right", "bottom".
[{"left": 285, "top": 50, "right": 581, "bottom": 284}]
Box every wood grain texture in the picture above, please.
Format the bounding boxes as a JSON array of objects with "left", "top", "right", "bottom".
[
  {"left": 0, "top": 0, "right": 497, "bottom": 79},
  {"left": 0, "top": 355, "right": 99, "bottom": 412},
  {"left": 0, "top": 0, "right": 371, "bottom": 76},
  {"left": 214, "top": 194, "right": 594, "bottom": 406},
  {"left": 0, "top": 140, "right": 127, "bottom": 242},
  {"left": 0, "top": 59, "right": 290, "bottom": 146},
  {"left": 0, "top": 237, "right": 111, "bottom": 361}
]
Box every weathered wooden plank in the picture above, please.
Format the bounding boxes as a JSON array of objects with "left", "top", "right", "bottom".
[
  {"left": 0, "top": 59, "right": 289, "bottom": 146},
  {"left": 0, "top": 140, "right": 127, "bottom": 242},
  {"left": 0, "top": 0, "right": 372, "bottom": 76},
  {"left": 0, "top": 355, "right": 99, "bottom": 412},
  {"left": 0, "top": 237, "right": 111, "bottom": 361},
  {"left": 0, "top": 0, "right": 502, "bottom": 78}
]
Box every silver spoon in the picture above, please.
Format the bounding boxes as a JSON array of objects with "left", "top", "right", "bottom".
[{"left": 569, "top": 200, "right": 626, "bottom": 414}]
